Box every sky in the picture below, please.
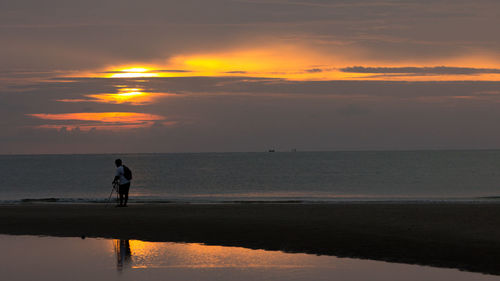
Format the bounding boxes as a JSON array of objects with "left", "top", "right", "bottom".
[{"left": 1, "top": 0, "right": 500, "bottom": 154}]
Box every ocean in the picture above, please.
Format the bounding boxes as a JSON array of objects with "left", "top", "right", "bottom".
[{"left": 1, "top": 150, "right": 500, "bottom": 203}]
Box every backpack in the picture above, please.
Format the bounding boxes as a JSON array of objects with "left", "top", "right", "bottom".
[{"left": 123, "top": 165, "right": 133, "bottom": 181}]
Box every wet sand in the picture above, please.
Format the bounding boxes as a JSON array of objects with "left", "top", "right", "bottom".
[{"left": 1, "top": 203, "right": 500, "bottom": 275}]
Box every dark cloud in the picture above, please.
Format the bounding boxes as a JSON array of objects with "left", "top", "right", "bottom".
[
  {"left": 225, "top": 71, "right": 248, "bottom": 74},
  {"left": 1, "top": 0, "right": 499, "bottom": 71},
  {"left": 341, "top": 66, "right": 500, "bottom": 75},
  {"left": 305, "top": 68, "right": 323, "bottom": 73}
]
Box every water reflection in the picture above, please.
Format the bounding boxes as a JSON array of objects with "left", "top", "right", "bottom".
[
  {"left": 111, "top": 239, "right": 338, "bottom": 271},
  {"left": 1, "top": 235, "right": 498, "bottom": 281},
  {"left": 114, "top": 239, "right": 132, "bottom": 271}
]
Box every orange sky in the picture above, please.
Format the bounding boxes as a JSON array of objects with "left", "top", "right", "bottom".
[{"left": 77, "top": 46, "right": 500, "bottom": 82}]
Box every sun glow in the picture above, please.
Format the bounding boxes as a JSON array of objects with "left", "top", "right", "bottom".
[
  {"left": 86, "top": 88, "right": 171, "bottom": 105},
  {"left": 78, "top": 46, "right": 500, "bottom": 81},
  {"left": 108, "top": 67, "right": 159, "bottom": 78},
  {"left": 57, "top": 87, "right": 173, "bottom": 105},
  {"left": 122, "top": 68, "right": 149, "bottom": 72},
  {"left": 169, "top": 47, "right": 339, "bottom": 79}
]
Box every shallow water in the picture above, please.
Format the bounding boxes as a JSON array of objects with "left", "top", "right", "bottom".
[
  {"left": 0, "top": 235, "right": 498, "bottom": 281},
  {"left": 2, "top": 151, "right": 500, "bottom": 203}
]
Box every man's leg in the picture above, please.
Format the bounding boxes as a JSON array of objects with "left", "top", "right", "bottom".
[
  {"left": 123, "top": 183, "right": 130, "bottom": 206},
  {"left": 124, "top": 192, "right": 128, "bottom": 206},
  {"left": 118, "top": 185, "right": 125, "bottom": 206}
]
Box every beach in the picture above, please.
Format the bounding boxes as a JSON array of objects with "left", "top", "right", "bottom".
[{"left": 1, "top": 203, "right": 500, "bottom": 275}]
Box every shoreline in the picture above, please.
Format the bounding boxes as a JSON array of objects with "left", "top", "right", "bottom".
[
  {"left": 1, "top": 203, "right": 500, "bottom": 275},
  {"left": 3, "top": 196, "right": 500, "bottom": 204}
]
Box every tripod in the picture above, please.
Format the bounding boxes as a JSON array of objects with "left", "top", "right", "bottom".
[{"left": 106, "top": 182, "right": 119, "bottom": 208}]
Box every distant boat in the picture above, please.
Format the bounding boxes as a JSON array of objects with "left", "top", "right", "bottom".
[
  {"left": 268, "top": 149, "right": 275, "bottom": 152},
  {"left": 291, "top": 148, "right": 297, "bottom": 152}
]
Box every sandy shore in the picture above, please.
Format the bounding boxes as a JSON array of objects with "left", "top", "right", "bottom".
[{"left": 1, "top": 203, "right": 500, "bottom": 275}]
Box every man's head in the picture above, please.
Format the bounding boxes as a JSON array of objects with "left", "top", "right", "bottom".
[{"left": 115, "top": 159, "right": 122, "bottom": 167}]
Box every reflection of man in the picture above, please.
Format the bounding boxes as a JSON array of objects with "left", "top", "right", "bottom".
[
  {"left": 114, "top": 239, "right": 132, "bottom": 271},
  {"left": 112, "top": 159, "right": 131, "bottom": 207}
]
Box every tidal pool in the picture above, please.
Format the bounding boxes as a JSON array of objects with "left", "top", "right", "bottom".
[{"left": 0, "top": 235, "right": 498, "bottom": 281}]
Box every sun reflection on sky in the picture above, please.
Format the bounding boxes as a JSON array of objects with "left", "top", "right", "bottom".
[
  {"left": 34, "top": 80, "right": 175, "bottom": 131},
  {"left": 86, "top": 88, "right": 172, "bottom": 105},
  {"left": 57, "top": 85, "right": 173, "bottom": 105}
]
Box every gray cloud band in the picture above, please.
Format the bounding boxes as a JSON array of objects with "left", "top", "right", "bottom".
[{"left": 340, "top": 66, "right": 500, "bottom": 75}]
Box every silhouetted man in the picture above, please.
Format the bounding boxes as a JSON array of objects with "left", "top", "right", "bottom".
[{"left": 113, "top": 159, "right": 131, "bottom": 207}]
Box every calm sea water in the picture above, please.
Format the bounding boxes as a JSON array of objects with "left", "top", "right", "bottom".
[{"left": 1, "top": 151, "right": 500, "bottom": 203}]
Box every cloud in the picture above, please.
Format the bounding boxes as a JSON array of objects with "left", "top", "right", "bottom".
[
  {"left": 2, "top": 0, "right": 499, "bottom": 73},
  {"left": 305, "top": 68, "right": 323, "bottom": 73},
  {"left": 224, "top": 71, "right": 248, "bottom": 74},
  {"left": 340, "top": 66, "right": 500, "bottom": 75},
  {"left": 27, "top": 112, "right": 169, "bottom": 131},
  {"left": 57, "top": 87, "right": 174, "bottom": 105},
  {"left": 2, "top": 76, "right": 500, "bottom": 153}
]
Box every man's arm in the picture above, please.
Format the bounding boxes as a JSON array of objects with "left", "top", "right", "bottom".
[{"left": 112, "top": 167, "right": 121, "bottom": 184}]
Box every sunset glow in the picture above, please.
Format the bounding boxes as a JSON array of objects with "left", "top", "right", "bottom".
[
  {"left": 57, "top": 87, "right": 173, "bottom": 105},
  {"left": 28, "top": 112, "right": 169, "bottom": 131},
  {"left": 89, "top": 47, "right": 500, "bottom": 82},
  {"left": 108, "top": 67, "right": 159, "bottom": 78},
  {"left": 86, "top": 88, "right": 171, "bottom": 105}
]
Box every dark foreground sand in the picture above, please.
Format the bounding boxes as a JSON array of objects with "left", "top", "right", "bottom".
[{"left": 1, "top": 203, "right": 500, "bottom": 275}]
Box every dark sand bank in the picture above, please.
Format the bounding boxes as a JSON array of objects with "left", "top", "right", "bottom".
[{"left": 1, "top": 203, "right": 500, "bottom": 275}]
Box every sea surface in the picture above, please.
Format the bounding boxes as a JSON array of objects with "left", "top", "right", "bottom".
[
  {"left": 1, "top": 235, "right": 498, "bottom": 281},
  {"left": 1, "top": 150, "right": 500, "bottom": 203}
]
